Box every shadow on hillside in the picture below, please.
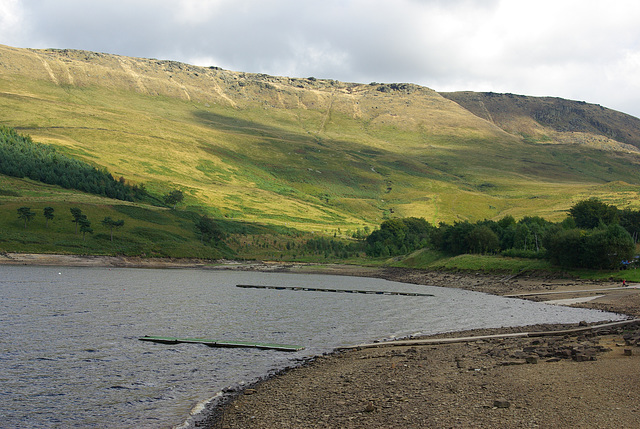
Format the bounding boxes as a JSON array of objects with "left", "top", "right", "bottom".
[{"left": 193, "top": 110, "right": 309, "bottom": 143}]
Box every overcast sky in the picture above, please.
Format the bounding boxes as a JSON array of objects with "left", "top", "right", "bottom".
[{"left": 2, "top": 0, "right": 640, "bottom": 118}]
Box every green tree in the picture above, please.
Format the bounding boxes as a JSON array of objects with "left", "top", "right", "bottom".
[
  {"left": 467, "top": 225, "right": 500, "bottom": 254},
  {"left": 101, "top": 217, "right": 125, "bottom": 241},
  {"left": 43, "top": 207, "right": 54, "bottom": 228},
  {"left": 195, "top": 215, "right": 222, "bottom": 243},
  {"left": 365, "top": 217, "right": 432, "bottom": 256},
  {"left": 495, "top": 217, "right": 516, "bottom": 250},
  {"left": 440, "top": 221, "right": 475, "bottom": 255},
  {"left": 513, "top": 223, "right": 531, "bottom": 250},
  {"left": 380, "top": 244, "right": 390, "bottom": 257},
  {"left": 70, "top": 208, "right": 84, "bottom": 234},
  {"left": 78, "top": 216, "right": 93, "bottom": 241},
  {"left": 619, "top": 208, "right": 640, "bottom": 242},
  {"left": 569, "top": 198, "right": 618, "bottom": 229},
  {"left": 544, "top": 228, "right": 584, "bottom": 268},
  {"left": 497, "top": 215, "right": 516, "bottom": 229},
  {"left": 545, "top": 224, "right": 634, "bottom": 269},
  {"left": 17, "top": 207, "right": 36, "bottom": 229},
  {"left": 586, "top": 224, "right": 635, "bottom": 269},
  {"left": 164, "top": 190, "right": 184, "bottom": 209},
  {"left": 0, "top": 126, "right": 138, "bottom": 202}
]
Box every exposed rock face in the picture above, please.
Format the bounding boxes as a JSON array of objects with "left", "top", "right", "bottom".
[{"left": 441, "top": 90, "right": 640, "bottom": 150}]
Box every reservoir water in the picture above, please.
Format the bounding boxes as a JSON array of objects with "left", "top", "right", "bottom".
[{"left": 0, "top": 265, "right": 624, "bottom": 428}]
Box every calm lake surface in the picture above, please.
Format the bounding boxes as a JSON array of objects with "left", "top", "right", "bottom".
[{"left": 0, "top": 265, "right": 623, "bottom": 428}]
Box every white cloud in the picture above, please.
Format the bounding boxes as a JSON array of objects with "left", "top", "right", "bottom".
[
  {"left": 3, "top": 0, "right": 640, "bottom": 117},
  {"left": 174, "top": 0, "right": 228, "bottom": 25},
  {"left": 0, "top": 0, "right": 24, "bottom": 44}
]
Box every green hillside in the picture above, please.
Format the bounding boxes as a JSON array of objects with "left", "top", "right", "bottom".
[
  {"left": 0, "top": 176, "right": 215, "bottom": 257},
  {"left": 1, "top": 44, "right": 640, "bottom": 239}
]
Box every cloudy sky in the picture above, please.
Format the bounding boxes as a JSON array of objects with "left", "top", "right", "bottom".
[{"left": 2, "top": 0, "right": 640, "bottom": 117}]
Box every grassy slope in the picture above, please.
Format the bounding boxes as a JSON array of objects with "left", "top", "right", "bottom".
[
  {"left": 1, "top": 44, "right": 640, "bottom": 238},
  {"left": 376, "top": 246, "right": 640, "bottom": 283},
  {"left": 0, "top": 176, "right": 228, "bottom": 257}
]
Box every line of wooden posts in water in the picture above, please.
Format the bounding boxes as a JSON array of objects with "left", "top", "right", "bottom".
[
  {"left": 236, "top": 284, "right": 434, "bottom": 297},
  {"left": 139, "top": 336, "right": 304, "bottom": 352},
  {"left": 139, "top": 285, "right": 433, "bottom": 352}
]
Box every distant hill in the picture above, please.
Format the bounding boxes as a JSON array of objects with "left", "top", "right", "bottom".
[
  {"left": 1, "top": 43, "right": 639, "bottom": 231},
  {"left": 440, "top": 91, "right": 640, "bottom": 150}
]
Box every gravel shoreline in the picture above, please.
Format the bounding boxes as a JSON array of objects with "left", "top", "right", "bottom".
[{"left": 204, "top": 264, "right": 640, "bottom": 428}]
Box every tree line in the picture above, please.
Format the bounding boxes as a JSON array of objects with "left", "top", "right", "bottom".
[
  {"left": 365, "top": 198, "right": 638, "bottom": 270},
  {"left": 16, "top": 204, "right": 223, "bottom": 246},
  {"left": 17, "top": 206, "right": 125, "bottom": 241},
  {"left": 305, "top": 236, "right": 362, "bottom": 259},
  {"left": 0, "top": 126, "right": 148, "bottom": 201}
]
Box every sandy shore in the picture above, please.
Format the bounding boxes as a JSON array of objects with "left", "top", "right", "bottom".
[{"left": 4, "top": 253, "right": 640, "bottom": 428}]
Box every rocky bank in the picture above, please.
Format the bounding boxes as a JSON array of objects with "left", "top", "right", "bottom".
[{"left": 206, "top": 266, "right": 640, "bottom": 428}]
